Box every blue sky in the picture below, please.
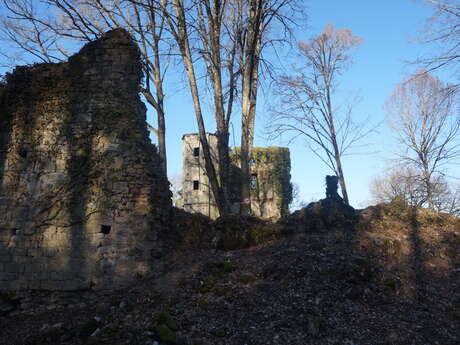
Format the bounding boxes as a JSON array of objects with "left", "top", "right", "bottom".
[{"left": 1, "top": 0, "right": 458, "bottom": 208}]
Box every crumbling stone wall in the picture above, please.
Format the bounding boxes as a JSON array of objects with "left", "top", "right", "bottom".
[
  {"left": 0, "top": 29, "right": 171, "bottom": 290},
  {"left": 181, "top": 133, "right": 220, "bottom": 219},
  {"left": 180, "top": 133, "right": 292, "bottom": 220}
]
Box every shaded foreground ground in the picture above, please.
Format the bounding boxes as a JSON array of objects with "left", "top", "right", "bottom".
[{"left": 0, "top": 203, "right": 459, "bottom": 345}]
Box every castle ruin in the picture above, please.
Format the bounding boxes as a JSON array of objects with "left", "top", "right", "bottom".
[
  {"left": 0, "top": 29, "right": 171, "bottom": 290},
  {"left": 181, "top": 133, "right": 292, "bottom": 220}
]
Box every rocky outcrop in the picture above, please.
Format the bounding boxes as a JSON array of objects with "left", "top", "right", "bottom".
[{"left": 0, "top": 29, "right": 171, "bottom": 290}]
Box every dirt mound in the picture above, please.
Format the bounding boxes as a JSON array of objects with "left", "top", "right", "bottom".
[{"left": 0, "top": 203, "right": 459, "bottom": 345}]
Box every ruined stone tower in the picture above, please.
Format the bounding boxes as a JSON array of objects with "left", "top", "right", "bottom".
[
  {"left": 0, "top": 29, "right": 171, "bottom": 290},
  {"left": 181, "top": 133, "right": 292, "bottom": 220},
  {"left": 181, "top": 133, "right": 220, "bottom": 219}
]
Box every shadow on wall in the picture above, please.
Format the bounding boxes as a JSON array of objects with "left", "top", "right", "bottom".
[{"left": 0, "top": 29, "right": 171, "bottom": 291}]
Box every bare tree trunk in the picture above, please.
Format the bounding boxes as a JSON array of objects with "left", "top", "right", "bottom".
[
  {"left": 240, "top": 0, "right": 263, "bottom": 215},
  {"left": 142, "top": 89, "right": 167, "bottom": 175},
  {"left": 151, "top": 3, "right": 167, "bottom": 177},
  {"left": 422, "top": 160, "right": 434, "bottom": 210},
  {"left": 327, "top": 88, "right": 350, "bottom": 205},
  {"left": 202, "top": 0, "right": 231, "bottom": 215},
  {"left": 168, "top": 0, "right": 227, "bottom": 215},
  {"left": 334, "top": 150, "right": 349, "bottom": 205}
]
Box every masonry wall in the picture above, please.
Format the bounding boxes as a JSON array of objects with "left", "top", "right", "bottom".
[
  {"left": 246, "top": 147, "right": 292, "bottom": 220},
  {"left": 0, "top": 29, "right": 171, "bottom": 290},
  {"left": 181, "top": 133, "right": 219, "bottom": 219},
  {"left": 180, "top": 134, "right": 291, "bottom": 220}
]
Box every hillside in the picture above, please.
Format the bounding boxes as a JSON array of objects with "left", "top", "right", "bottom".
[{"left": 1, "top": 202, "right": 459, "bottom": 345}]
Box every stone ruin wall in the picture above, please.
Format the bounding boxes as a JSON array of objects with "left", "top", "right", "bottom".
[
  {"left": 180, "top": 133, "right": 291, "bottom": 221},
  {"left": 0, "top": 29, "right": 171, "bottom": 290},
  {"left": 181, "top": 133, "right": 220, "bottom": 219}
]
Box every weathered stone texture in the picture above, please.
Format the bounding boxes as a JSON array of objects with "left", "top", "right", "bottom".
[
  {"left": 181, "top": 133, "right": 220, "bottom": 219},
  {"left": 180, "top": 134, "right": 291, "bottom": 220},
  {"left": 0, "top": 29, "right": 171, "bottom": 290}
]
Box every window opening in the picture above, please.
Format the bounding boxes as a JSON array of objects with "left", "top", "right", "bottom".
[
  {"left": 193, "top": 180, "right": 199, "bottom": 190},
  {"left": 100, "top": 225, "right": 111, "bottom": 235},
  {"left": 193, "top": 147, "right": 200, "bottom": 157}
]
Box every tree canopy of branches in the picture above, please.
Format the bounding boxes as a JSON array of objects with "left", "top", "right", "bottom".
[
  {"left": 158, "top": 0, "right": 301, "bottom": 216},
  {"left": 370, "top": 166, "right": 428, "bottom": 207},
  {"left": 371, "top": 166, "right": 460, "bottom": 215},
  {"left": 417, "top": 0, "right": 460, "bottom": 80},
  {"left": 0, "top": 0, "right": 169, "bottom": 175},
  {"left": 385, "top": 72, "right": 460, "bottom": 210},
  {"left": 269, "top": 24, "right": 368, "bottom": 205}
]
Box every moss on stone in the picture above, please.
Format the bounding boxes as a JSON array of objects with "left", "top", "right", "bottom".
[
  {"left": 153, "top": 311, "right": 178, "bottom": 331},
  {"left": 231, "top": 147, "right": 292, "bottom": 218},
  {"left": 154, "top": 324, "right": 176, "bottom": 344}
]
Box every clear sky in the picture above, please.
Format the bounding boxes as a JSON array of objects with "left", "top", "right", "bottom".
[{"left": 1, "top": 1, "right": 458, "bottom": 209}]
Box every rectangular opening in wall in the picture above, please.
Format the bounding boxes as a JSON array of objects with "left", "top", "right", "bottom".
[
  {"left": 250, "top": 173, "right": 257, "bottom": 189},
  {"left": 193, "top": 147, "right": 200, "bottom": 157},
  {"left": 193, "top": 180, "right": 199, "bottom": 190},
  {"left": 100, "top": 224, "right": 111, "bottom": 234}
]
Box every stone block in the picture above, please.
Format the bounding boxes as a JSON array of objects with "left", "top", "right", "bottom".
[
  {"left": 14, "top": 255, "right": 30, "bottom": 264},
  {"left": 27, "top": 248, "right": 39, "bottom": 257},
  {"left": 41, "top": 280, "right": 58, "bottom": 290},
  {"left": 0, "top": 246, "right": 8, "bottom": 255},
  {"left": 9, "top": 246, "right": 26, "bottom": 256},
  {"left": 0, "top": 255, "right": 12, "bottom": 263},
  {"left": 25, "top": 263, "right": 43, "bottom": 273},
  {"left": 50, "top": 271, "right": 66, "bottom": 281},
  {"left": 28, "top": 280, "right": 42, "bottom": 289},
  {"left": 0, "top": 272, "right": 17, "bottom": 281},
  {"left": 35, "top": 271, "right": 50, "bottom": 280},
  {"left": 4, "top": 262, "right": 25, "bottom": 273}
]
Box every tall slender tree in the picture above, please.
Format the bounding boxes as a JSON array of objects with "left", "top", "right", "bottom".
[{"left": 269, "top": 24, "right": 366, "bottom": 205}]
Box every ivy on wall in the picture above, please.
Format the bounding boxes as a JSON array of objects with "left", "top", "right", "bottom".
[{"left": 230, "top": 147, "right": 293, "bottom": 218}]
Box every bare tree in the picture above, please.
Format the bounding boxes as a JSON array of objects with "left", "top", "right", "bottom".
[
  {"left": 157, "top": 0, "right": 238, "bottom": 216},
  {"left": 416, "top": 0, "right": 460, "bottom": 80},
  {"left": 385, "top": 72, "right": 460, "bottom": 210},
  {"left": 370, "top": 166, "right": 460, "bottom": 215},
  {"left": 370, "top": 166, "right": 426, "bottom": 207},
  {"left": 0, "top": 0, "right": 170, "bottom": 175},
  {"left": 269, "top": 24, "right": 367, "bottom": 205},
  {"left": 289, "top": 182, "right": 307, "bottom": 211},
  {"left": 168, "top": 174, "right": 183, "bottom": 207},
  {"left": 237, "top": 0, "right": 300, "bottom": 215},
  {"left": 431, "top": 179, "right": 460, "bottom": 215},
  {"left": 158, "top": 0, "right": 302, "bottom": 216}
]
